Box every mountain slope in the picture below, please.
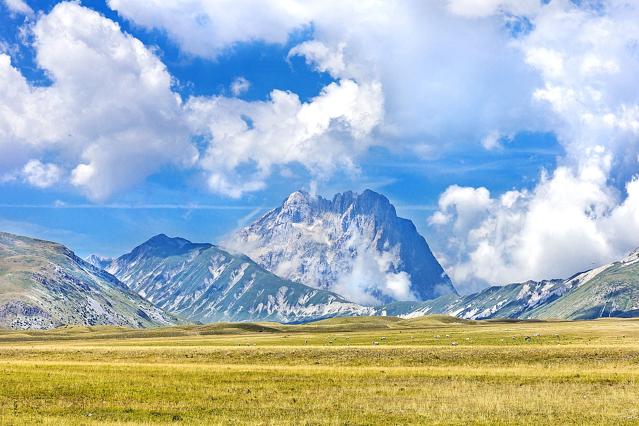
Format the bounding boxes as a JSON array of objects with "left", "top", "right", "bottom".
[
  {"left": 107, "top": 234, "right": 371, "bottom": 323},
  {"left": 228, "top": 189, "right": 456, "bottom": 304},
  {"left": 85, "top": 254, "right": 113, "bottom": 270},
  {"left": 380, "top": 278, "right": 570, "bottom": 319},
  {"left": 528, "top": 250, "right": 639, "bottom": 319},
  {"left": 0, "top": 232, "right": 179, "bottom": 329},
  {"left": 383, "top": 249, "right": 639, "bottom": 320}
]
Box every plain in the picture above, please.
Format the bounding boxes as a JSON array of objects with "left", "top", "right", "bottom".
[{"left": 0, "top": 316, "right": 638, "bottom": 425}]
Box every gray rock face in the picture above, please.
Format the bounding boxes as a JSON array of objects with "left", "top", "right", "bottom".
[
  {"left": 107, "top": 234, "right": 371, "bottom": 323},
  {"left": 0, "top": 232, "right": 179, "bottom": 329},
  {"left": 228, "top": 189, "right": 457, "bottom": 304}
]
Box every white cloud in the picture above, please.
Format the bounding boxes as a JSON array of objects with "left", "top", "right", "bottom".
[
  {"left": 429, "top": 185, "right": 492, "bottom": 235},
  {"left": 446, "top": 0, "right": 541, "bottom": 18},
  {"left": 288, "top": 40, "right": 346, "bottom": 78},
  {"left": 334, "top": 243, "right": 416, "bottom": 305},
  {"left": 1, "top": 1, "right": 387, "bottom": 201},
  {"left": 3, "top": 0, "right": 33, "bottom": 16},
  {"left": 525, "top": 47, "right": 565, "bottom": 79},
  {"left": 6, "top": 1, "right": 618, "bottom": 200},
  {"left": 109, "top": 0, "right": 543, "bottom": 154},
  {"left": 0, "top": 54, "right": 32, "bottom": 171},
  {"left": 480, "top": 130, "right": 506, "bottom": 150},
  {"left": 107, "top": 0, "right": 310, "bottom": 58},
  {"left": 22, "top": 159, "right": 62, "bottom": 188},
  {"left": 0, "top": 2, "right": 197, "bottom": 200},
  {"left": 431, "top": 159, "right": 639, "bottom": 292},
  {"left": 187, "top": 79, "right": 383, "bottom": 198},
  {"left": 430, "top": 1, "right": 639, "bottom": 291},
  {"left": 230, "top": 76, "right": 250, "bottom": 96}
]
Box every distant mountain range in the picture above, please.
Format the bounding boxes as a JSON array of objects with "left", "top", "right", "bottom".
[
  {"left": 228, "top": 190, "right": 456, "bottom": 304},
  {"left": 2, "top": 189, "right": 639, "bottom": 329},
  {"left": 381, "top": 249, "right": 639, "bottom": 320},
  {"left": 0, "top": 232, "right": 179, "bottom": 329},
  {"left": 105, "top": 234, "right": 368, "bottom": 323}
]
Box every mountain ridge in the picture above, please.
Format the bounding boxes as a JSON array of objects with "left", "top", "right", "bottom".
[
  {"left": 3, "top": 189, "right": 639, "bottom": 328},
  {"left": 382, "top": 248, "right": 639, "bottom": 320},
  {"left": 85, "top": 254, "right": 114, "bottom": 270},
  {"left": 0, "top": 232, "right": 180, "bottom": 329},
  {"left": 228, "top": 189, "right": 456, "bottom": 304},
  {"left": 107, "top": 234, "right": 371, "bottom": 323}
]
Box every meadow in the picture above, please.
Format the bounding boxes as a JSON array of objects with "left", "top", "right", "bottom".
[{"left": 0, "top": 315, "right": 637, "bottom": 425}]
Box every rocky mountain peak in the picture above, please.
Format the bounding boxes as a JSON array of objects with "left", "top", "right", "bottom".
[
  {"left": 278, "top": 189, "right": 397, "bottom": 223},
  {"left": 230, "top": 189, "right": 457, "bottom": 304},
  {"left": 130, "top": 234, "right": 212, "bottom": 259},
  {"left": 334, "top": 189, "right": 396, "bottom": 221},
  {"left": 84, "top": 254, "right": 113, "bottom": 270},
  {"left": 283, "top": 190, "right": 312, "bottom": 205}
]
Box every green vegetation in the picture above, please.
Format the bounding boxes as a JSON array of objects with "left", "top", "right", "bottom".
[
  {"left": 0, "top": 232, "right": 179, "bottom": 329},
  {"left": 0, "top": 316, "right": 638, "bottom": 424}
]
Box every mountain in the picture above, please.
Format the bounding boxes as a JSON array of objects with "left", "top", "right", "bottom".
[
  {"left": 84, "top": 254, "right": 113, "bottom": 270},
  {"left": 383, "top": 249, "right": 639, "bottom": 320},
  {"left": 107, "top": 234, "right": 371, "bottom": 323},
  {"left": 379, "top": 279, "right": 569, "bottom": 319},
  {"left": 0, "top": 232, "right": 179, "bottom": 330},
  {"left": 227, "top": 189, "right": 456, "bottom": 305},
  {"left": 528, "top": 249, "right": 639, "bottom": 319}
]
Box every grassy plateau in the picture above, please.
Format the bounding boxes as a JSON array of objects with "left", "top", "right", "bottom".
[{"left": 0, "top": 315, "right": 638, "bottom": 425}]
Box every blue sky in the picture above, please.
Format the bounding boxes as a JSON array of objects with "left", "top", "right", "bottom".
[
  {"left": 1, "top": 0, "right": 638, "bottom": 291},
  {"left": 0, "top": 0, "right": 339, "bottom": 254}
]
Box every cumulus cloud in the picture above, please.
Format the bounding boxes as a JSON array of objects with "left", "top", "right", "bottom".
[
  {"left": 288, "top": 40, "right": 346, "bottom": 78},
  {"left": 187, "top": 79, "right": 383, "bottom": 198},
  {"left": 334, "top": 243, "right": 416, "bottom": 305},
  {"left": 107, "top": 0, "right": 310, "bottom": 58},
  {"left": 0, "top": 54, "right": 32, "bottom": 171},
  {"left": 230, "top": 76, "right": 250, "bottom": 96},
  {"left": 1, "top": 1, "right": 386, "bottom": 201},
  {"left": 430, "top": 1, "right": 639, "bottom": 291},
  {"left": 429, "top": 186, "right": 492, "bottom": 234},
  {"left": 2, "top": 0, "right": 33, "bottom": 16},
  {"left": 0, "top": 2, "right": 197, "bottom": 200},
  {"left": 22, "top": 160, "right": 62, "bottom": 188},
  {"left": 109, "top": 0, "right": 542, "bottom": 154},
  {"left": 431, "top": 161, "right": 639, "bottom": 292},
  {"left": 1, "top": 0, "right": 543, "bottom": 201},
  {"left": 446, "top": 0, "right": 541, "bottom": 18}
]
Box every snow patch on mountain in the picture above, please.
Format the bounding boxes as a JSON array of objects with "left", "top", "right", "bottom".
[
  {"left": 0, "top": 232, "right": 180, "bottom": 330},
  {"left": 227, "top": 189, "right": 456, "bottom": 304},
  {"left": 108, "top": 234, "right": 372, "bottom": 323},
  {"left": 379, "top": 246, "right": 639, "bottom": 321},
  {"left": 84, "top": 254, "right": 113, "bottom": 270}
]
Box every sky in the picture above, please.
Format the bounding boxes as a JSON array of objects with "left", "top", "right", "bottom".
[{"left": 1, "top": 0, "right": 638, "bottom": 294}]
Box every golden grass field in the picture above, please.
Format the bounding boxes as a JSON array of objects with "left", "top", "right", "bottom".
[{"left": 0, "top": 315, "right": 638, "bottom": 425}]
